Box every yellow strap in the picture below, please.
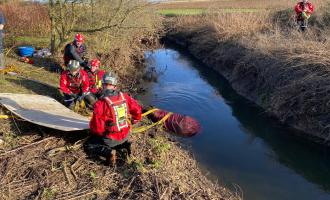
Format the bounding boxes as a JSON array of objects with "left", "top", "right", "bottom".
[
  {"left": 131, "top": 112, "right": 172, "bottom": 134},
  {"left": 142, "top": 108, "right": 159, "bottom": 117},
  {"left": 96, "top": 75, "right": 102, "bottom": 89},
  {"left": 47, "top": 136, "right": 90, "bottom": 157},
  {"left": 127, "top": 108, "right": 158, "bottom": 123},
  {"left": 0, "top": 115, "right": 10, "bottom": 119}
]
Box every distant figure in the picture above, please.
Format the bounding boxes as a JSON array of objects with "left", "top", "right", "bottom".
[
  {"left": 85, "top": 72, "right": 142, "bottom": 165},
  {"left": 295, "top": 0, "right": 314, "bottom": 32},
  {"left": 0, "top": 10, "right": 5, "bottom": 70},
  {"left": 63, "top": 33, "right": 88, "bottom": 67}
]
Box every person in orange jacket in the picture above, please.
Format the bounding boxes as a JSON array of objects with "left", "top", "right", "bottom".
[
  {"left": 85, "top": 72, "right": 142, "bottom": 165},
  {"left": 59, "top": 60, "right": 96, "bottom": 109},
  {"left": 295, "top": 0, "right": 314, "bottom": 31},
  {"left": 85, "top": 59, "right": 105, "bottom": 98}
]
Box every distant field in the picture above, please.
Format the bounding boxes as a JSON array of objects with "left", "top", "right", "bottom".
[
  {"left": 156, "top": 0, "right": 325, "bottom": 16},
  {"left": 155, "top": 0, "right": 305, "bottom": 10},
  {"left": 157, "top": 8, "right": 206, "bottom": 16},
  {"left": 157, "top": 8, "right": 261, "bottom": 16}
]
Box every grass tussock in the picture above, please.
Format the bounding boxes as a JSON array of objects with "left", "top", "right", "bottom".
[{"left": 166, "top": 1, "right": 330, "bottom": 142}]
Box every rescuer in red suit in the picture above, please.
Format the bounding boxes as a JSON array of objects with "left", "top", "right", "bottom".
[{"left": 85, "top": 72, "right": 142, "bottom": 165}]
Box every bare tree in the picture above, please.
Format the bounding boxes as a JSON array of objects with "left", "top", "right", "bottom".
[{"left": 47, "top": 0, "right": 156, "bottom": 54}]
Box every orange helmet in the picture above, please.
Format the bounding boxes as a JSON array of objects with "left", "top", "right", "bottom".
[{"left": 74, "top": 33, "right": 84, "bottom": 42}]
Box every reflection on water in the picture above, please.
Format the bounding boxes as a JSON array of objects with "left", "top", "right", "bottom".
[{"left": 138, "top": 48, "right": 330, "bottom": 200}]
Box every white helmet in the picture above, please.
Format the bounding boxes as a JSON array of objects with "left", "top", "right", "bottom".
[
  {"left": 102, "top": 72, "right": 118, "bottom": 86},
  {"left": 68, "top": 60, "right": 80, "bottom": 73}
]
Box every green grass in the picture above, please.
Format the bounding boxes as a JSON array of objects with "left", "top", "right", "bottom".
[
  {"left": 5, "top": 36, "right": 49, "bottom": 49},
  {"left": 158, "top": 8, "right": 206, "bottom": 16}
]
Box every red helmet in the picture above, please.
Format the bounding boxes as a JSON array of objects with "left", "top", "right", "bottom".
[
  {"left": 74, "top": 33, "right": 84, "bottom": 42},
  {"left": 90, "top": 59, "right": 101, "bottom": 68}
]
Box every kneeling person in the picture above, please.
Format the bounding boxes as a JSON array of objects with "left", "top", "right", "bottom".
[
  {"left": 85, "top": 59, "right": 105, "bottom": 98},
  {"left": 59, "top": 60, "right": 96, "bottom": 109},
  {"left": 85, "top": 72, "right": 142, "bottom": 165}
]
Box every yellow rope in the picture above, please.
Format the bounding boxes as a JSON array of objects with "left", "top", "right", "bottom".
[
  {"left": 0, "top": 64, "right": 21, "bottom": 75},
  {"left": 47, "top": 136, "right": 90, "bottom": 157},
  {"left": 131, "top": 112, "right": 173, "bottom": 134},
  {"left": 0, "top": 64, "right": 44, "bottom": 76},
  {"left": 141, "top": 108, "right": 159, "bottom": 117},
  {"left": 0, "top": 115, "right": 10, "bottom": 119}
]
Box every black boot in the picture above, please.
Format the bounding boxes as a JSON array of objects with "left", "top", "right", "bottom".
[
  {"left": 123, "top": 141, "right": 132, "bottom": 156},
  {"left": 105, "top": 149, "right": 117, "bottom": 166},
  {"left": 119, "top": 141, "right": 132, "bottom": 161}
]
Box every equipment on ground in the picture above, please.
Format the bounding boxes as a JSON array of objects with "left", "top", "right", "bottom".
[
  {"left": 18, "top": 46, "right": 35, "bottom": 57},
  {"left": 0, "top": 93, "right": 89, "bottom": 131}
]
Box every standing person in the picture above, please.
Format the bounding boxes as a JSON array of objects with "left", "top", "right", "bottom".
[
  {"left": 59, "top": 60, "right": 96, "bottom": 109},
  {"left": 0, "top": 10, "right": 5, "bottom": 70},
  {"left": 295, "top": 0, "right": 314, "bottom": 31},
  {"left": 63, "top": 33, "right": 88, "bottom": 67},
  {"left": 85, "top": 72, "right": 142, "bottom": 165},
  {"left": 85, "top": 59, "right": 105, "bottom": 97}
]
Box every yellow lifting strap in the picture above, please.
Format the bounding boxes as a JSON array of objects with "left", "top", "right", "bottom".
[
  {"left": 141, "top": 108, "right": 159, "bottom": 117},
  {"left": 0, "top": 65, "right": 21, "bottom": 75},
  {"left": 131, "top": 111, "right": 173, "bottom": 134},
  {"left": 74, "top": 99, "right": 86, "bottom": 112},
  {"left": 46, "top": 136, "right": 90, "bottom": 157},
  {"left": 0, "top": 115, "right": 10, "bottom": 119}
]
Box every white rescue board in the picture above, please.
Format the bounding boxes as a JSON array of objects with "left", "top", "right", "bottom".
[{"left": 0, "top": 93, "right": 90, "bottom": 131}]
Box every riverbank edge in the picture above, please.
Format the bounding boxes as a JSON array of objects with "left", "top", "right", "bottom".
[
  {"left": 0, "top": 55, "right": 239, "bottom": 200},
  {"left": 163, "top": 24, "right": 330, "bottom": 145}
]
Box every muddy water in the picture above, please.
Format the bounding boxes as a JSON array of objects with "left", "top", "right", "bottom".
[{"left": 138, "top": 48, "right": 330, "bottom": 200}]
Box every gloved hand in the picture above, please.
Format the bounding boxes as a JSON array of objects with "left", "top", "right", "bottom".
[
  {"left": 77, "top": 95, "right": 84, "bottom": 102},
  {"left": 78, "top": 92, "right": 88, "bottom": 102},
  {"left": 80, "top": 61, "right": 88, "bottom": 69},
  {"left": 132, "top": 119, "right": 139, "bottom": 125}
]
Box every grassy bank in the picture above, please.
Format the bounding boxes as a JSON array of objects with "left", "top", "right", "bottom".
[{"left": 164, "top": 0, "right": 330, "bottom": 143}]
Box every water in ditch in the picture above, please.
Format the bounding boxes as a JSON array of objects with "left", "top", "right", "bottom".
[{"left": 138, "top": 48, "right": 330, "bottom": 200}]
